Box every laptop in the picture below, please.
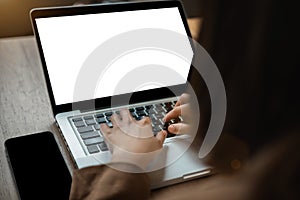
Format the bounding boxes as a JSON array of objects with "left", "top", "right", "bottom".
[{"left": 31, "top": 0, "right": 212, "bottom": 188}]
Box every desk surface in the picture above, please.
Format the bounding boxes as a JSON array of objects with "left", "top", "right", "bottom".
[{"left": 0, "top": 18, "right": 233, "bottom": 200}]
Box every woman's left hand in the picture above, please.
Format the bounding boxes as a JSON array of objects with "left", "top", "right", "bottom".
[{"left": 100, "top": 109, "right": 167, "bottom": 170}]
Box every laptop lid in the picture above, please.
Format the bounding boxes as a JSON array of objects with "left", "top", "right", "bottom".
[{"left": 31, "top": 0, "right": 194, "bottom": 116}]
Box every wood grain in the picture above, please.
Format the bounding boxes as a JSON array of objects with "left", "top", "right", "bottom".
[{"left": 0, "top": 36, "right": 75, "bottom": 200}]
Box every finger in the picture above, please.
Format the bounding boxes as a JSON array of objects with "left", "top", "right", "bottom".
[
  {"left": 174, "top": 94, "right": 185, "bottom": 107},
  {"left": 138, "top": 116, "right": 151, "bottom": 125},
  {"left": 100, "top": 123, "right": 111, "bottom": 135},
  {"left": 168, "top": 123, "right": 190, "bottom": 135},
  {"left": 163, "top": 106, "right": 182, "bottom": 122},
  {"left": 174, "top": 98, "right": 181, "bottom": 107},
  {"left": 111, "top": 114, "right": 120, "bottom": 128},
  {"left": 155, "top": 130, "right": 167, "bottom": 146},
  {"left": 120, "top": 109, "right": 132, "bottom": 124},
  {"left": 99, "top": 124, "right": 114, "bottom": 153},
  {"left": 177, "top": 93, "right": 190, "bottom": 106},
  {"left": 133, "top": 117, "right": 153, "bottom": 138}
]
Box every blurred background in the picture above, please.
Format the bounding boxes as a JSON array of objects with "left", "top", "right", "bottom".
[{"left": 0, "top": 0, "right": 203, "bottom": 38}]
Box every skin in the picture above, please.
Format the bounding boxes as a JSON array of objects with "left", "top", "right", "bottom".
[
  {"left": 100, "top": 93, "right": 195, "bottom": 168},
  {"left": 163, "top": 93, "right": 195, "bottom": 135},
  {"left": 100, "top": 109, "right": 167, "bottom": 169}
]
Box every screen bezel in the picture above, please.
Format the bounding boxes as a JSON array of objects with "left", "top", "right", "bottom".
[{"left": 31, "top": 0, "right": 193, "bottom": 115}]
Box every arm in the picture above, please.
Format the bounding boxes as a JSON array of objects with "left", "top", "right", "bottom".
[
  {"left": 69, "top": 163, "right": 150, "bottom": 200},
  {"left": 69, "top": 109, "right": 166, "bottom": 200}
]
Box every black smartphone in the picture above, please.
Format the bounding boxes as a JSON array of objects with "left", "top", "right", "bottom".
[{"left": 5, "top": 131, "right": 72, "bottom": 200}]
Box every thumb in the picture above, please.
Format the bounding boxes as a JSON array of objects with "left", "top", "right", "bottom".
[
  {"left": 155, "top": 130, "right": 167, "bottom": 146},
  {"left": 168, "top": 123, "right": 190, "bottom": 135}
]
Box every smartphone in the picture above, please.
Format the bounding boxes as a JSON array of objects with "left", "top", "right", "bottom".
[{"left": 5, "top": 131, "right": 72, "bottom": 200}]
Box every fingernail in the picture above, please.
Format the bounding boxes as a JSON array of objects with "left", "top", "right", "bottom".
[
  {"left": 163, "top": 130, "right": 167, "bottom": 137},
  {"left": 169, "top": 125, "right": 175, "bottom": 131}
]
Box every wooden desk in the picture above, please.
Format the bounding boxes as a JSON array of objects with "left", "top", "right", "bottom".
[
  {"left": 0, "top": 36, "right": 74, "bottom": 199},
  {"left": 0, "top": 19, "right": 240, "bottom": 200}
]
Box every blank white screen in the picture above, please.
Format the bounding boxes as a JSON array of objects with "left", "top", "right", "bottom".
[{"left": 36, "top": 7, "right": 192, "bottom": 105}]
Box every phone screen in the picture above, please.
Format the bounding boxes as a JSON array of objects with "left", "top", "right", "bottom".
[{"left": 5, "top": 132, "right": 72, "bottom": 200}]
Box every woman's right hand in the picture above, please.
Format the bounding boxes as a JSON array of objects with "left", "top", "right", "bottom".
[{"left": 163, "top": 93, "right": 199, "bottom": 135}]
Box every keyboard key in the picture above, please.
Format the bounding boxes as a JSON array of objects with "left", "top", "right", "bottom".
[
  {"left": 129, "top": 108, "right": 135, "bottom": 112},
  {"left": 87, "top": 145, "right": 100, "bottom": 154},
  {"left": 72, "top": 117, "right": 83, "bottom": 122},
  {"left": 164, "top": 102, "right": 172, "bottom": 107},
  {"left": 152, "top": 119, "right": 163, "bottom": 126},
  {"left": 135, "top": 106, "right": 144, "bottom": 111},
  {"left": 107, "top": 122, "right": 113, "bottom": 128},
  {"left": 154, "top": 105, "right": 164, "bottom": 112},
  {"left": 149, "top": 114, "right": 156, "bottom": 121},
  {"left": 134, "top": 115, "right": 143, "bottom": 121},
  {"left": 95, "top": 113, "right": 104, "bottom": 118},
  {"left": 106, "top": 116, "right": 111, "bottom": 122},
  {"left": 136, "top": 110, "right": 147, "bottom": 116},
  {"left": 153, "top": 126, "right": 162, "bottom": 133},
  {"left": 148, "top": 108, "right": 156, "bottom": 115},
  {"left": 164, "top": 102, "right": 173, "bottom": 112},
  {"left": 77, "top": 126, "right": 93, "bottom": 133},
  {"left": 83, "top": 137, "right": 103, "bottom": 146},
  {"left": 145, "top": 105, "right": 152, "bottom": 110},
  {"left": 166, "top": 117, "right": 181, "bottom": 125},
  {"left": 74, "top": 121, "right": 85, "bottom": 128},
  {"left": 85, "top": 119, "right": 96, "bottom": 125},
  {"left": 96, "top": 117, "right": 106, "bottom": 124},
  {"left": 99, "top": 142, "right": 109, "bottom": 151},
  {"left": 83, "top": 115, "right": 93, "bottom": 120},
  {"left": 131, "top": 112, "right": 137, "bottom": 118},
  {"left": 94, "top": 124, "right": 101, "bottom": 130},
  {"left": 105, "top": 111, "right": 113, "bottom": 116},
  {"left": 155, "top": 113, "right": 165, "bottom": 119},
  {"left": 80, "top": 131, "right": 100, "bottom": 139}
]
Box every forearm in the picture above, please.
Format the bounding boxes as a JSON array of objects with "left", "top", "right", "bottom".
[{"left": 69, "top": 162, "right": 150, "bottom": 200}]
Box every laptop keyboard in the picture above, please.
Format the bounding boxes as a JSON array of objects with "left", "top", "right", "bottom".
[{"left": 71, "top": 100, "right": 181, "bottom": 154}]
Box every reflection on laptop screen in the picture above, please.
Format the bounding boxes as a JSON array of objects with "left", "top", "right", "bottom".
[{"left": 35, "top": 7, "right": 193, "bottom": 105}]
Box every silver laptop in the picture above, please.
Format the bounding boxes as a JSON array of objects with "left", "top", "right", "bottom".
[{"left": 31, "top": 0, "right": 211, "bottom": 188}]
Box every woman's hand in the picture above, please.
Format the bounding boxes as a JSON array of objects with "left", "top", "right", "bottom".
[
  {"left": 100, "top": 109, "right": 167, "bottom": 170},
  {"left": 163, "top": 93, "right": 199, "bottom": 135}
]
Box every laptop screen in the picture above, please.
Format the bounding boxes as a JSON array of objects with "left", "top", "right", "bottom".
[{"left": 34, "top": 5, "right": 193, "bottom": 106}]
